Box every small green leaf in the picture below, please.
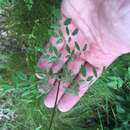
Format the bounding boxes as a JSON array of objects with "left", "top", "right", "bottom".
[
  {"left": 17, "top": 71, "right": 27, "bottom": 81},
  {"left": 128, "top": 67, "right": 130, "bottom": 76},
  {"left": 29, "top": 34, "right": 36, "bottom": 39},
  {"left": 71, "top": 49, "right": 75, "bottom": 56},
  {"left": 59, "top": 31, "right": 63, "bottom": 37},
  {"left": 1, "top": 84, "right": 11, "bottom": 92},
  {"left": 64, "top": 18, "right": 72, "bottom": 26},
  {"left": 66, "top": 27, "right": 70, "bottom": 35},
  {"left": 75, "top": 41, "right": 80, "bottom": 51},
  {"left": 116, "top": 95, "right": 125, "bottom": 102},
  {"left": 108, "top": 76, "right": 123, "bottom": 89},
  {"left": 35, "top": 126, "right": 42, "bottom": 130},
  {"left": 49, "top": 56, "right": 57, "bottom": 63},
  {"left": 93, "top": 67, "right": 97, "bottom": 77},
  {"left": 49, "top": 44, "right": 60, "bottom": 56},
  {"left": 116, "top": 105, "right": 125, "bottom": 113},
  {"left": 65, "top": 44, "right": 71, "bottom": 54},
  {"left": 53, "top": 46, "right": 59, "bottom": 56},
  {"left": 51, "top": 31, "right": 58, "bottom": 38},
  {"left": 103, "top": 66, "right": 106, "bottom": 72},
  {"left": 22, "top": 90, "right": 31, "bottom": 97},
  {"left": 64, "top": 87, "right": 78, "bottom": 96},
  {"left": 35, "top": 47, "right": 43, "bottom": 52},
  {"left": 68, "top": 37, "right": 71, "bottom": 43},
  {"left": 49, "top": 43, "right": 54, "bottom": 53},
  {"left": 80, "top": 65, "right": 86, "bottom": 77},
  {"left": 87, "top": 76, "right": 93, "bottom": 81},
  {"left": 56, "top": 38, "right": 62, "bottom": 44},
  {"left": 66, "top": 55, "right": 70, "bottom": 59},
  {"left": 72, "top": 28, "right": 79, "bottom": 36},
  {"left": 42, "top": 54, "right": 50, "bottom": 60},
  {"left": 83, "top": 44, "right": 87, "bottom": 51}
]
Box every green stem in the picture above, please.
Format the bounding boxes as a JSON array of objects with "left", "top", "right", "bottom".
[{"left": 48, "top": 80, "right": 60, "bottom": 130}]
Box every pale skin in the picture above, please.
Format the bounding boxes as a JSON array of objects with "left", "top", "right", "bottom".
[{"left": 38, "top": 0, "right": 130, "bottom": 112}]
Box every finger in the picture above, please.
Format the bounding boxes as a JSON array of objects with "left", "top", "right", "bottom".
[
  {"left": 44, "top": 81, "right": 69, "bottom": 108},
  {"left": 44, "top": 57, "right": 85, "bottom": 108},
  {"left": 37, "top": 16, "right": 67, "bottom": 70},
  {"left": 57, "top": 63, "right": 103, "bottom": 112}
]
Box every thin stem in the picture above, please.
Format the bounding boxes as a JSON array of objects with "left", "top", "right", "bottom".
[
  {"left": 48, "top": 80, "right": 60, "bottom": 130},
  {"left": 48, "top": 45, "right": 82, "bottom": 130}
]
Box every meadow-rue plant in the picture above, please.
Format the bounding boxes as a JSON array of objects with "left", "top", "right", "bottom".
[
  {"left": 36, "top": 16, "right": 98, "bottom": 130},
  {"left": 36, "top": 17, "right": 97, "bottom": 96}
]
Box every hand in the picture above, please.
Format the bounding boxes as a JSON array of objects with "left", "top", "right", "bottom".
[{"left": 37, "top": 0, "right": 130, "bottom": 112}]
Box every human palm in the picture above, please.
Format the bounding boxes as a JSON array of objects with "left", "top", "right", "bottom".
[{"left": 37, "top": 0, "right": 130, "bottom": 112}]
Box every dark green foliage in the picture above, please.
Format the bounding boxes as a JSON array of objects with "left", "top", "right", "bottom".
[
  {"left": 111, "top": 82, "right": 130, "bottom": 130},
  {"left": 72, "top": 28, "right": 79, "bottom": 36},
  {"left": 75, "top": 41, "right": 80, "bottom": 51},
  {"left": 64, "top": 18, "right": 72, "bottom": 26},
  {"left": 87, "top": 76, "right": 93, "bottom": 81},
  {"left": 80, "top": 64, "right": 87, "bottom": 77},
  {"left": 88, "top": 66, "right": 130, "bottom": 130},
  {"left": 66, "top": 26, "right": 70, "bottom": 35},
  {"left": 65, "top": 44, "right": 71, "bottom": 54},
  {"left": 0, "top": 0, "right": 12, "bottom": 7},
  {"left": 1, "top": 0, "right": 63, "bottom": 72},
  {"left": 13, "top": 0, "right": 51, "bottom": 35},
  {"left": 93, "top": 67, "right": 97, "bottom": 77},
  {"left": 9, "top": 0, "right": 60, "bottom": 70},
  {"left": 83, "top": 44, "right": 87, "bottom": 51}
]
